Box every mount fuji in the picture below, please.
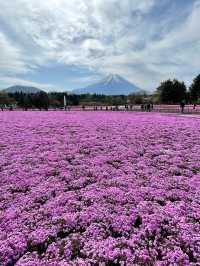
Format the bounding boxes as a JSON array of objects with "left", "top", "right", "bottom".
[{"left": 73, "top": 74, "right": 141, "bottom": 95}]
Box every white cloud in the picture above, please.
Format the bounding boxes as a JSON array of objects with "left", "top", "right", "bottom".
[
  {"left": 0, "top": 32, "right": 27, "bottom": 74},
  {"left": 0, "top": 76, "right": 53, "bottom": 90},
  {"left": 65, "top": 73, "right": 102, "bottom": 86},
  {"left": 0, "top": 0, "right": 199, "bottom": 90}
]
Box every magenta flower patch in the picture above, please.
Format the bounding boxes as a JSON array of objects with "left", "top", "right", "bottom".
[{"left": 0, "top": 111, "right": 200, "bottom": 265}]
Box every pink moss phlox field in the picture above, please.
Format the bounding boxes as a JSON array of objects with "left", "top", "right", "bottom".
[{"left": 0, "top": 111, "right": 200, "bottom": 266}]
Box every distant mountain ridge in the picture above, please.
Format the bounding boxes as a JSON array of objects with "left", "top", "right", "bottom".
[
  {"left": 2, "top": 85, "right": 44, "bottom": 94},
  {"left": 73, "top": 74, "right": 141, "bottom": 95}
]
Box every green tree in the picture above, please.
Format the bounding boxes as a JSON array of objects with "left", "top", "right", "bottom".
[
  {"left": 0, "top": 93, "right": 14, "bottom": 107},
  {"left": 33, "top": 92, "right": 49, "bottom": 110},
  {"left": 23, "top": 94, "right": 33, "bottom": 110},
  {"left": 128, "top": 92, "right": 146, "bottom": 104},
  {"left": 189, "top": 74, "right": 200, "bottom": 102},
  {"left": 157, "top": 79, "right": 186, "bottom": 104}
]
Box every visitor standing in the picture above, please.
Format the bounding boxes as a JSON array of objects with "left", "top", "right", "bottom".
[{"left": 180, "top": 101, "right": 185, "bottom": 113}]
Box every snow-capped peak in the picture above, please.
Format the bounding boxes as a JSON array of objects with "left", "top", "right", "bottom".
[
  {"left": 104, "top": 74, "right": 122, "bottom": 83},
  {"left": 73, "top": 74, "right": 141, "bottom": 95}
]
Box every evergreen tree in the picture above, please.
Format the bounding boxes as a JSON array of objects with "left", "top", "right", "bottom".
[
  {"left": 190, "top": 74, "right": 200, "bottom": 102},
  {"left": 157, "top": 79, "right": 186, "bottom": 104}
]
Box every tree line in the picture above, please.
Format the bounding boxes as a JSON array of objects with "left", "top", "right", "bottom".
[
  {"left": 0, "top": 74, "right": 200, "bottom": 109},
  {"left": 155, "top": 74, "right": 200, "bottom": 104},
  {"left": 0, "top": 91, "right": 134, "bottom": 110}
]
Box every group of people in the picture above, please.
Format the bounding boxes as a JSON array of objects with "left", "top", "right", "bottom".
[
  {"left": 180, "top": 102, "right": 198, "bottom": 113},
  {"left": 0, "top": 106, "right": 13, "bottom": 111},
  {"left": 141, "top": 103, "right": 154, "bottom": 112},
  {"left": 81, "top": 104, "right": 155, "bottom": 111},
  {"left": 79, "top": 103, "right": 198, "bottom": 113},
  {"left": 81, "top": 105, "right": 119, "bottom": 111}
]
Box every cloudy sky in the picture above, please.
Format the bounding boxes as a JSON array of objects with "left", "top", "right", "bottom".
[{"left": 0, "top": 0, "right": 199, "bottom": 91}]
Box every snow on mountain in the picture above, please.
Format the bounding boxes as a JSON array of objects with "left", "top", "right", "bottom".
[{"left": 73, "top": 74, "right": 141, "bottom": 95}]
